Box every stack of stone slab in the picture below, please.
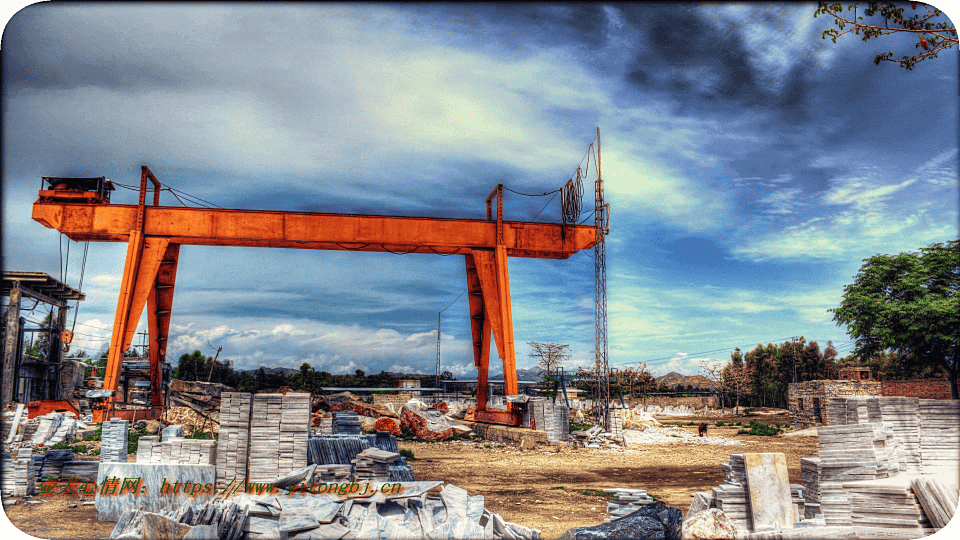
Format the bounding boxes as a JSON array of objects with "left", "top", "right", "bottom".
[
  {"left": 816, "top": 423, "right": 896, "bottom": 483},
  {"left": 605, "top": 409, "right": 623, "bottom": 442},
  {"left": 306, "top": 433, "right": 415, "bottom": 482},
  {"left": 554, "top": 404, "right": 570, "bottom": 442},
  {"left": 100, "top": 418, "right": 129, "bottom": 463},
  {"left": 313, "top": 464, "right": 352, "bottom": 482},
  {"left": 818, "top": 483, "right": 852, "bottom": 526},
  {"left": 249, "top": 393, "right": 283, "bottom": 482},
  {"left": 713, "top": 454, "right": 752, "bottom": 533},
  {"left": 712, "top": 483, "right": 751, "bottom": 532},
  {"left": 59, "top": 461, "right": 99, "bottom": 482},
  {"left": 29, "top": 412, "right": 80, "bottom": 446},
  {"left": 246, "top": 393, "right": 311, "bottom": 482},
  {"left": 876, "top": 397, "right": 921, "bottom": 474},
  {"left": 37, "top": 449, "right": 75, "bottom": 479},
  {"left": 602, "top": 488, "right": 655, "bottom": 522},
  {"left": 800, "top": 457, "right": 821, "bottom": 519},
  {"left": 137, "top": 436, "right": 216, "bottom": 465},
  {"left": 842, "top": 476, "right": 933, "bottom": 532},
  {"left": 314, "top": 416, "right": 333, "bottom": 435},
  {"left": 278, "top": 392, "right": 310, "bottom": 477},
  {"left": 332, "top": 411, "right": 361, "bottom": 434},
  {"left": 910, "top": 476, "right": 959, "bottom": 530},
  {"left": 307, "top": 434, "right": 395, "bottom": 465},
  {"left": 789, "top": 484, "right": 806, "bottom": 523},
  {"left": 918, "top": 399, "right": 960, "bottom": 476},
  {"left": 815, "top": 422, "right": 897, "bottom": 526},
  {"left": 351, "top": 447, "right": 400, "bottom": 482},
  {"left": 217, "top": 392, "right": 252, "bottom": 485},
  {"left": 0, "top": 447, "right": 35, "bottom": 496},
  {"left": 827, "top": 396, "right": 881, "bottom": 426},
  {"left": 707, "top": 453, "right": 802, "bottom": 534},
  {"left": 529, "top": 398, "right": 556, "bottom": 439}
]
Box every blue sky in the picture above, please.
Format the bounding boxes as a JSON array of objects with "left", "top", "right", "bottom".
[{"left": 2, "top": 3, "right": 957, "bottom": 380}]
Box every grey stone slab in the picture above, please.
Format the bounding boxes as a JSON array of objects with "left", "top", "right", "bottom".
[
  {"left": 182, "top": 524, "right": 219, "bottom": 540},
  {"left": 142, "top": 511, "right": 193, "bottom": 540},
  {"left": 744, "top": 453, "right": 793, "bottom": 532},
  {"left": 280, "top": 509, "right": 320, "bottom": 533},
  {"left": 289, "top": 522, "right": 351, "bottom": 540}
]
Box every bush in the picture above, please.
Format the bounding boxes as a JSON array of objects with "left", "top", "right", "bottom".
[
  {"left": 737, "top": 420, "right": 783, "bottom": 436},
  {"left": 49, "top": 441, "right": 71, "bottom": 450},
  {"left": 187, "top": 431, "right": 216, "bottom": 440},
  {"left": 83, "top": 425, "right": 102, "bottom": 442},
  {"left": 71, "top": 444, "right": 89, "bottom": 454},
  {"left": 128, "top": 429, "right": 148, "bottom": 454},
  {"left": 399, "top": 448, "right": 416, "bottom": 461},
  {"left": 716, "top": 421, "right": 725, "bottom": 427}
]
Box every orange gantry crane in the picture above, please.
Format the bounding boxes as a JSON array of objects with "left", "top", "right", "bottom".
[{"left": 32, "top": 168, "right": 596, "bottom": 424}]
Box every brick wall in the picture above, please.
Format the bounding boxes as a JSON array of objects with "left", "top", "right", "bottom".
[
  {"left": 372, "top": 392, "right": 415, "bottom": 406},
  {"left": 882, "top": 379, "right": 959, "bottom": 400},
  {"left": 788, "top": 379, "right": 882, "bottom": 429}
]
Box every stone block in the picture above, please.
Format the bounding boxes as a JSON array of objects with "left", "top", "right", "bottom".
[{"left": 95, "top": 462, "right": 216, "bottom": 521}]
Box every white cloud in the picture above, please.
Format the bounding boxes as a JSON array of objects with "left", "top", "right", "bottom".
[
  {"left": 166, "top": 316, "right": 473, "bottom": 375},
  {"left": 758, "top": 187, "right": 802, "bottom": 214}
]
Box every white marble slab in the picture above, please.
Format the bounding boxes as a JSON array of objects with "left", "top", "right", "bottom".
[
  {"left": 95, "top": 462, "right": 216, "bottom": 521},
  {"left": 744, "top": 453, "right": 794, "bottom": 532}
]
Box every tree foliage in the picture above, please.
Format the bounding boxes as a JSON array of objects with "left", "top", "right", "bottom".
[
  {"left": 831, "top": 240, "right": 960, "bottom": 398},
  {"left": 815, "top": 2, "right": 958, "bottom": 69}
]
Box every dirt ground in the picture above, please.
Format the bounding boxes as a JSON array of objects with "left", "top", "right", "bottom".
[{"left": 1, "top": 414, "right": 818, "bottom": 540}]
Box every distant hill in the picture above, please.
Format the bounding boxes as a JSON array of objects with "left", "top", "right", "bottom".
[{"left": 654, "top": 371, "right": 715, "bottom": 390}]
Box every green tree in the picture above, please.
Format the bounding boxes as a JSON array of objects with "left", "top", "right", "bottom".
[
  {"left": 815, "top": 2, "right": 958, "bottom": 69},
  {"left": 831, "top": 240, "right": 959, "bottom": 398}
]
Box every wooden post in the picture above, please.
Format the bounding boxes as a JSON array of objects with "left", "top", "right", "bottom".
[{"left": 3, "top": 283, "right": 22, "bottom": 407}]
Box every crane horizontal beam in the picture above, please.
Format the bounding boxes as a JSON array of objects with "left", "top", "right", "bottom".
[{"left": 32, "top": 203, "right": 595, "bottom": 259}]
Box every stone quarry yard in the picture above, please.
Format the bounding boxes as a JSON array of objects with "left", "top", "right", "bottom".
[{"left": 2, "top": 414, "right": 818, "bottom": 540}]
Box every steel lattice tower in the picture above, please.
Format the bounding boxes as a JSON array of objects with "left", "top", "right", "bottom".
[{"left": 593, "top": 128, "right": 611, "bottom": 428}]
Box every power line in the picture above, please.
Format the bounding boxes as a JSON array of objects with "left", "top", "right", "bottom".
[{"left": 439, "top": 290, "right": 467, "bottom": 314}]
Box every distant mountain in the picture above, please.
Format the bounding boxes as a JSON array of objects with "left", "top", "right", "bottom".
[
  {"left": 654, "top": 371, "right": 715, "bottom": 390},
  {"left": 486, "top": 367, "right": 549, "bottom": 382}
]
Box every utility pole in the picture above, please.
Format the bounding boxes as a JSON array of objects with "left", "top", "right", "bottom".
[
  {"left": 436, "top": 312, "right": 441, "bottom": 386},
  {"left": 206, "top": 346, "right": 222, "bottom": 382},
  {"left": 792, "top": 336, "right": 798, "bottom": 384}
]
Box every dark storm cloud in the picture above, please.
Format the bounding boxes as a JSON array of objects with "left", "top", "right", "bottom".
[
  {"left": 401, "top": 4, "right": 611, "bottom": 52},
  {"left": 614, "top": 5, "right": 816, "bottom": 125}
]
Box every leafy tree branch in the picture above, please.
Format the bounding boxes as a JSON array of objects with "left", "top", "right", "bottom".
[{"left": 815, "top": 2, "right": 958, "bottom": 69}]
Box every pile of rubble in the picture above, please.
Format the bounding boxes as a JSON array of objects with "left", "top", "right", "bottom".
[
  {"left": 169, "top": 380, "right": 234, "bottom": 418},
  {"left": 622, "top": 425, "right": 746, "bottom": 446},
  {"left": 108, "top": 481, "right": 541, "bottom": 540},
  {"left": 399, "top": 403, "right": 471, "bottom": 441}
]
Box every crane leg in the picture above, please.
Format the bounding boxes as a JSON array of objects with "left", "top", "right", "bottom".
[
  {"left": 148, "top": 243, "right": 180, "bottom": 411},
  {"left": 465, "top": 249, "right": 522, "bottom": 426},
  {"left": 98, "top": 233, "right": 169, "bottom": 422}
]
